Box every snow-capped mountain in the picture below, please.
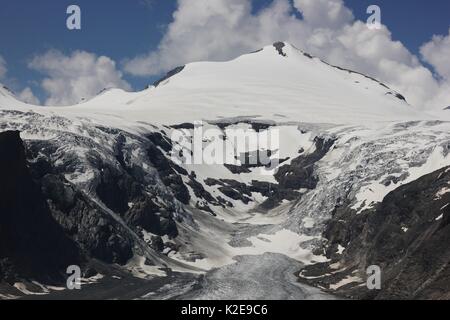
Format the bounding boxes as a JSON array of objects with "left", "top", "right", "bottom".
[
  {"left": 0, "top": 42, "right": 448, "bottom": 300},
  {"left": 0, "top": 42, "right": 433, "bottom": 126}
]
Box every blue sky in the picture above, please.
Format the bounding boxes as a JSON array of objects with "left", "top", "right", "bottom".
[
  {"left": 0, "top": 0, "right": 177, "bottom": 96},
  {"left": 0, "top": 0, "right": 449, "bottom": 106}
]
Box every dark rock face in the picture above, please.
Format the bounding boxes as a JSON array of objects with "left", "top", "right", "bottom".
[
  {"left": 104, "top": 133, "right": 182, "bottom": 237},
  {"left": 204, "top": 177, "right": 282, "bottom": 209},
  {"left": 256, "top": 137, "right": 335, "bottom": 209},
  {"left": 394, "top": 93, "right": 406, "bottom": 102},
  {"left": 224, "top": 164, "right": 252, "bottom": 174},
  {"left": 170, "top": 123, "right": 195, "bottom": 130},
  {"left": 301, "top": 166, "right": 450, "bottom": 300},
  {"left": 152, "top": 66, "right": 185, "bottom": 87},
  {"left": 275, "top": 137, "right": 335, "bottom": 190},
  {"left": 96, "top": 166, "right": 142, "bottom": 215},
  {"left": 386, "top": 91, "right": 407, "bottom": 102},
  {"left": 199, "top": 136, "right": 334, "bottom": 211},
  {"left": 223, "top": 150, "right": 289, "bottom": 175},
  {"left": 146, "top": 133, "right": 190, "bottom": 205},
  {"left": 25, "top": 138, "right": 136, "bottom": 266},
  {"left": 40, "top": 174, "right": 134, "bottom": 265},
  {"left": 25, "top": 132, "right": 184, "bottom": 263},
  {"left": 22, "top": 128, "right": 185, "bottom": 267},
  {"left": 273, "top": 42, "right": 287, "bottom": 57},
  {"left": 187, "top": 172, "right": 215, "bottom": 203},
  {"left": 205, "top": 178, "right": 252, "bottom": 205},
  {"left": 0, "top": 131, "right": 82, "bottom": 283},
  {"left": 126, "top": 197, "right": 177, "bottom": 238},
  {"left": 126, "top": 198, "right": 161, "bottom": 234},
  {"left": 211, "top": 119, "right": 274, "bottom": 132},
  {"left": 24, "top": 138, "right": 137, "bottom": 266}
]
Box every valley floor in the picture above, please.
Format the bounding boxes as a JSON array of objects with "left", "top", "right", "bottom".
[
  {"left": 13, "top": 254, "right": 335, "bottom": 300},
  {"left": 3, "top": 207, "right": 336, "bottom": 300}
]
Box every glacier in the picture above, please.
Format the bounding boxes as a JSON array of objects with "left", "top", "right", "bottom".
[{"left": 0, "top": 42, "right": 449, "bottom": 300}]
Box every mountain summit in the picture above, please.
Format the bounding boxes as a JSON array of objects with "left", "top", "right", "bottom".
[{"left": 0, "top": 42, "right": 430, "bottom": 127}]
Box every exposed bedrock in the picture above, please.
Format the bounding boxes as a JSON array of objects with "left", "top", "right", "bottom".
[
  {"left": 0, "top": 131, "right": 82, "bottom": 283},
  {"left": 301, "top": 166, "right": 450, "bottom": 300}
]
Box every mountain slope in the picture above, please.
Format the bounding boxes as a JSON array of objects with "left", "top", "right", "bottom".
[
  {"left": 0, "top": 43, "right": 449, "bottom": 299},
  {"left": 0, "top": 131, "right": 81, "bottom": 282},
  {"left": 0, "top": 43, "right": 432, "bottom": 128},
  {"left": 301, "top": 165, "right": 450, "bottom": 300}
]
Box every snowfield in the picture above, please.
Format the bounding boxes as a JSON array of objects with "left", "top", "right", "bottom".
[{"left": 0, "top": 43, "right": 439, "bottom": 127}]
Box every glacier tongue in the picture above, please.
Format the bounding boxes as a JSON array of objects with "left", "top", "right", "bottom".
[{"left": 284, "top": 121, "right": 450, "bottom": 235}]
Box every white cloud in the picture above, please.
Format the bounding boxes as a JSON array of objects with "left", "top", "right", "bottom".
[
  {"left": 0, "top": 55, "right": 7, "bottom": 79},
  {"left": 421, "top": 28, "right": 450, "bottom": 81},
  {"left": 29, "top": 50, "right": 131, "bottom": 106},
  {"left": 17, "top": 87, "right": 40, "bottom": 105},
  {"left": 293, "top": 0, "right": 353, "bottom": 29},
  {"left": 123, "top": 0, "right": 450, "bottom": 111},
  {"left": 419, "top": 28, "right": 450, "bottom": 110},
  {"left": 0, "top": 56, "right": 40, "bottom": 105},
  {"left": 124, "top": 0, "right": 303, "bottom": 76}
]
